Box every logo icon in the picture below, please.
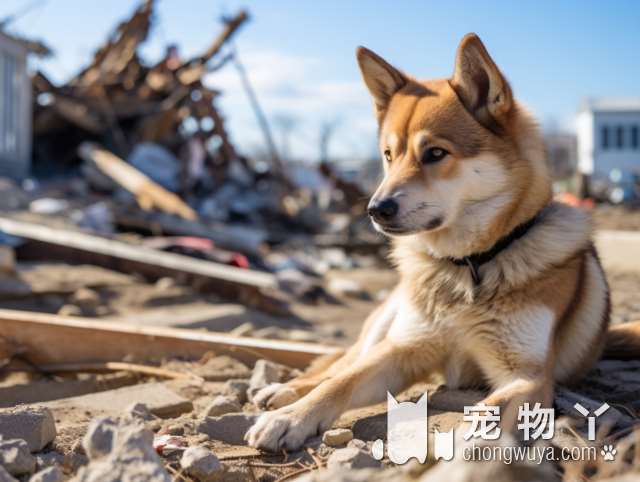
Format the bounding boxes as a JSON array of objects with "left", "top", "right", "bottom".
[
  {"left": 373, "top": 392, "right": 429, "bottom": 464},
  {"left": 574, "top": 403, "right": 610, "bottom": 441},
  {"left": 601, "top": 444, "right": 617, "bottom": 461},
  {"left": 433, "top": 428, "right": 454, "bottom": 461}
]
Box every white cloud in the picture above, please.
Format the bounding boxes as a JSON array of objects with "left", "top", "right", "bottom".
[{"left": 205, "top": 49, "right": 378, "bottom": 163}]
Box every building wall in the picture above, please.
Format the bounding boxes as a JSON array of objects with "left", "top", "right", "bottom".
[
  {"left": 576, "top": 110, "right": 594, "bottom": 175},
  {"left": 0, "top": 33, "right": 31, "bottom": 179},
  {"left": 579, "top": 110, "right": 640, "bottom": 178}
]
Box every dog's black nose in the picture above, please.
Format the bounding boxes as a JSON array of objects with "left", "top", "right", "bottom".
[{"left": 367, "top": 198, "right": 398, "bottom": 222}]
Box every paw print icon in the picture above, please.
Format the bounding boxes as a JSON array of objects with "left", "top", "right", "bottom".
[{"left": 601, "top": 444, "right": 617, "bottom": 461}]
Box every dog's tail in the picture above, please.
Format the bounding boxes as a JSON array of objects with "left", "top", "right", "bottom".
[{"left": 603, "top": 321, "right": 640, "bottom": 359}]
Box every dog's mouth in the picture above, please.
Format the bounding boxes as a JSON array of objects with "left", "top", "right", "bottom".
[{"left": 374, "top": 216, "right": 444, "bottom": 236}]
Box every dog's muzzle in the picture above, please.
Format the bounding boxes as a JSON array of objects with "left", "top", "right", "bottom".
[{"left": 367, "top": 198, "right": 398, "bottom": 224}]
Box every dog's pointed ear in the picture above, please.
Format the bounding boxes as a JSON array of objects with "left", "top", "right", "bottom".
[
  {"left": 357, "top": 46, "right": 406, "bottom": 117},
  {"left": 450, "top": 34, "right": 513, "bottom": 131}
]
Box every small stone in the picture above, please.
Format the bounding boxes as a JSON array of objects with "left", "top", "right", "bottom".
[
  {"left": 327, "top": 447, "right": 380, "bottom": 470},
  {"left": 0, "top": 407, "right": 57, "bottom": 452},
  {"left": 196, "top": 413, "right": 257, "bottom": 446},
  {"left": 322, "top": 428, "right": 353, "bottom": 447},
  {"left": 204, "top": 396, "right": 242, "bottom": 417},
  {"left": 0, "top": 466, "right": 17, "bottom": 482},
  {"left": 180, "top": 446, "right": 223, "bottom": 481},
  {"left": 29, "top": 466, "right": 63, "bottom": 482},
  {"left": 247, "top": 360, "right": 285, "bottom": 402},
  {"left": 35, "top": 452, "right": 65, "bottom": 471},
  {"left": 75, "top": 417, "right": 171, "bottom": 481},
  {"left": 82, "top": 417, "right": 119, "bottom": 460},
  {"left": 125, "top": 403, "right": 157, "bottom": 422},
  {"left": 223, "top": 379, "right": 249, "bottom": 405},
  {"left": 0, "top": 439, "right": 36, "bottom": 476},
  {"left": 347, "top": 438, "right": 367, "bottom": 450},
  {"left": 57, "top": 304, "right": 82, "bottom": 317}
]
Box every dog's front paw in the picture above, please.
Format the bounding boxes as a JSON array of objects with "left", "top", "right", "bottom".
[
  {"left": 244, "top": 405, "right": 320, "bottom": 452},
  {"left": 253, "top": 383, "right": 300, "bottom": 410}
]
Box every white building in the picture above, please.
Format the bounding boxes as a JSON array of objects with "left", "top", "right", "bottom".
[
  {"left": 577, "top": 98, "right": 640, "bottom": 181},
  {"left": 0, "top": 31, "right": 32, "bottom": 179}
]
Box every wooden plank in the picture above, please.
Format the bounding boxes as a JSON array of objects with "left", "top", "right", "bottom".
[
  {"left": 0, "top": 309, "right": 339, "bottom": 369},
  {"left": 0, "top": 216, "right": 280, "bottom": 309},
  {"left": 78, "top": 143, "right": 197, "bottom": 221}
]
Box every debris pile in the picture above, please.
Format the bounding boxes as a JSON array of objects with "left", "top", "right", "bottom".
[{"left": 28, "top": 0, "right": 356, "bottom": 249}]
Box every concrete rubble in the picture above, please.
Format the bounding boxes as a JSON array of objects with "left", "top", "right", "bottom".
[
  {"left": 203, "top": 395, "right": 242, "bottom": 417},
  {"left": 29, "top": 466, "right": 64, "bottom": 482},
  {"left": 0, "top": 438, "right": 36, "bottom": 476},
  {"left": 196, "top": 413, "right": 258, "bottom": 446},
  {"left": 180, "top": 446, "right": 223, "bottom": 481},
  {"left": 74, "top": 417, "right": 171, "bottom": 482},
  {"left": 0, "top": 407, "right": 57, "bottom": 452},
  {"left": 322, "top": 428, "right": 354, "bottom": 447},
  {"left": 0, "top": 466, "right": 17, "bottom": 482}
]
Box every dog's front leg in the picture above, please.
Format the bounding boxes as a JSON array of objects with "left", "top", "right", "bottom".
[{"left": 245, "top": 339, "right": 433, "bottom": 452}]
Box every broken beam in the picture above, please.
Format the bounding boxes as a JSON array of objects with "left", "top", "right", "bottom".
[
  {"left": 0, "top": 309, "right": 340, "bottom": 369},
  {"left": 0, "top": 216, "right": 279, "bottom": 310}
]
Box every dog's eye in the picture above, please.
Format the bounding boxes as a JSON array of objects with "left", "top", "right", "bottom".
[
  {"left": 421, "top": 147, "right": 448, "bottom": 164},
  {"left": 383, "top": 149, "right": 392, "bottom": 162}
]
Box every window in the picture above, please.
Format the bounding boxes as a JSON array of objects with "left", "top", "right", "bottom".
[
  {"left": 601, "top": 126, "right": 609, "bottom": 149},
  {"left": 632, "top": 125, "right": 639, "bottom": 150},
  {"left": 616, "top": 125, "right": 624, "bottom": 149}
]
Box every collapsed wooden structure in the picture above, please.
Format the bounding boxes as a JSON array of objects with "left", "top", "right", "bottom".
[{"left": 31, "top": 1, "right": 253, "bottom": 185}]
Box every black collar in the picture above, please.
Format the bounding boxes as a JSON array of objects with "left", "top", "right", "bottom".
[{"left": 448, "top": 213, "right": 540, "bottom": 285}]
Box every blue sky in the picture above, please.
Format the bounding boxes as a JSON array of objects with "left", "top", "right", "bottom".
[{"left": 2, "top": 0, "right": 639, "bottom": 162}]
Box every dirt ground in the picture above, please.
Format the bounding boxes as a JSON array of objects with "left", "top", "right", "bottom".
[{"left": 2, "top": 205, "right": 640, "bottom": 481}]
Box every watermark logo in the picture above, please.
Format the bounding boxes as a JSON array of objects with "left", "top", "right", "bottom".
[
  {"left": 370, "top": 391, "right": 611, "bottom": 465},
  {"left": 574, "top": 402, "right": 609, "bottom": 441},
  {"left": 372, "top": 392, "right": 454, "bottom": 463},
  {"left": 601, "top": 444, "right": 617, "bottom": 461},
  {"left": 385, "top": 392, "right": 428, "bottom": 464}
]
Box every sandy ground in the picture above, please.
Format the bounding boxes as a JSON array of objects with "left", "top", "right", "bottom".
[{"left": 1, "top": 205, "right": 639, "bottom": 480}]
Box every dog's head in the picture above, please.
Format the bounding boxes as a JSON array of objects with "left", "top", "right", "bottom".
[{"left": 357, "top": 34, "right": 551, "bottom": 257}]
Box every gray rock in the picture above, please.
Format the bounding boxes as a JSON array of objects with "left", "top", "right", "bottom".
[
  {"left": 29, "top": 466, "right": 63, "bottom": 482},
  {"left": 82, "top": 417, "right": 119, "bottom": 460},
  {"left": 196, "top": 413, "right": 258, "bottom": 445},
  {"left": 322, "top": 428, "right": 353, "bottom": 447},
  {"left": 35, "top": 452, "right": 65, "bottom": 471},
  {"left": 180, "top": 446, "right": 223, "bottom": 481},
  {"left": 223, "top": 379, "right": 249, "bottom": 405},
  {"left": 74, "top": 417, "right": 171, "bottom": 482},
  {"left": 124, "top": 402, "right": 157, "bottom": 422},
  {"left": 327, "top": 447, "right": 380, "bottom": 470},
  {"left": 0, "top": 439, "right": 36, "bottom": 476},
  {"left": 247, "top": 360, "right": 285, "bottom": 402},
  {"left": 347, "top": 439, "right": 367, "bottom": 450},
  {"left": 204, "top": 396, "right": 242, "bottom": 417},
  {"left": 0, "top": 407, "right": 57, "bottom": 452},
  {"left": 0, "top": 466, "right": 18, "bottom": 482}
]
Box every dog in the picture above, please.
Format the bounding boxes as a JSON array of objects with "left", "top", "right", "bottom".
[{"left": 245, "top": 33, "right": 640, "bottom": 452}]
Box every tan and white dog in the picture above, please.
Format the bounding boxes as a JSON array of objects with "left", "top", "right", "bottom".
[{"left": 246, "top": 33, "right": 640, "bottom": 452}]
